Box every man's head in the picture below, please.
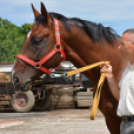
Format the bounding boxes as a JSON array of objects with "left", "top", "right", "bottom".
[{"left": 119, "top": 29, "right": 134, "bottom": 60}]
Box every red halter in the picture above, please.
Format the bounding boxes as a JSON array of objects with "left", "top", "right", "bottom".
[{"left": 17, "top": 18, "right": 66, "bottom": 74}]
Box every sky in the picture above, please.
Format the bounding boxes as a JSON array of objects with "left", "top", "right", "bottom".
[{"left": 1, "top": 0, "right": 134, "bottom": 35}]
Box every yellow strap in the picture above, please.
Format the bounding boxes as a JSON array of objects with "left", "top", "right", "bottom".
[
  {"left": 67, "top": 61, "right": 107, "bottom": 76},
  {"left": 66, "top": 61, "right": 110, "bottom": 120},
  {"left": 90, "top": 73, "right": 106, "bottom": 120}
]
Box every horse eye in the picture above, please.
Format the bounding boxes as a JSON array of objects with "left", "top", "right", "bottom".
[{"left": 32, "top": 38, "right": 41, "bottom": 45}]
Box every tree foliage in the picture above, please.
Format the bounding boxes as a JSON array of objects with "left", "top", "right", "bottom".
[{"left": 0, "top": 17, "right": 32, "bottom": 62}]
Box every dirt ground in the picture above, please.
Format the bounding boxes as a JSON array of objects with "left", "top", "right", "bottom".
[{"left": 0, "top": 108, "right": 110, "bottom": 134}]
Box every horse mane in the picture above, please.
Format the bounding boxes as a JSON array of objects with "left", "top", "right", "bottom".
[{"left": 35, "top": 13, "right": 120, "bottom": 45}]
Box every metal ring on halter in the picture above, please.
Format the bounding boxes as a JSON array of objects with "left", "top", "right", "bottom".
[
  {"left": 35, "top": 64, "right": 39, "bottom": 70},
  {"left": 54, "top": 45, "right": 61, "bottom": 50}
]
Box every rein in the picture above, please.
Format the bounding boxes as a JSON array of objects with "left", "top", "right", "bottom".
[
  {"left": 17, "top": 18, "right": 66, "bottom": 74},
  {"left": 66, "top": 61, "right": 110, "bottom": 120},
  {"left": 17, "top": 17, "right": 109, "bottom": 120}
]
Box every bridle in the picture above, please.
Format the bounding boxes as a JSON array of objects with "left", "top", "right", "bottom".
[{"left": 16, "top": 18, "right": 66, "bottom": 74}]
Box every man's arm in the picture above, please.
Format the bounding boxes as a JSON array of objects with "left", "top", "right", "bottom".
[{"left": 100, "top": 62, "right": 120, "bottom": 101}]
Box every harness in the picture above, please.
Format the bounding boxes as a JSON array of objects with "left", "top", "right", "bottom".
[
  {"left": 17, "top": 18, "right": 66, "bottom": 74},
  {"left": 16, "top": 17, "right": 110, "bottom": 120}
]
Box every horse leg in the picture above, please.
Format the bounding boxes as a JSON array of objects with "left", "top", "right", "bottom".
[
  {"left": 105, "top": 117, "right": 120, "bottom": 134},
  {"left": 98, "top": 97, "right": 121, "bottom": 134}
]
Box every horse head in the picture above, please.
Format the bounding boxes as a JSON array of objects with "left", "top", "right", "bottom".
[{"left": 12, "top": 3, "right": 65, "bottom": 91}]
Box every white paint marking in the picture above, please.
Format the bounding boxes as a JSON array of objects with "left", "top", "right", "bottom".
[{"left": 0, "top": 121, "right": 23, "bottom": 129}]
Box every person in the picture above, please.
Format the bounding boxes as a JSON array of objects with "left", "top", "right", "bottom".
[{"left": 100, "top": 29, "right": 134, "bottom": 134}]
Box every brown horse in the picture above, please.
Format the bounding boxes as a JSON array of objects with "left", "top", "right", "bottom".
[{"left": 12, "top": 2, "right": 128, "bottom": 134}]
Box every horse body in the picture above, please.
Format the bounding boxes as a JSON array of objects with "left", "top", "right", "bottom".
[
  {"left": 12, "top": 3, "right": 128, "bottom": 133},
  {"left": 59, "top": 22, "right": 128, "bottom": 133}
]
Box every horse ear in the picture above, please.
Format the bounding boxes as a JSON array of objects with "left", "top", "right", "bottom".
[
  {"left": 31, "top": 4, "right": 40, "bottom": 18},
  {"left": 41, "top": 2, "right": 51, "bottom": 26}
]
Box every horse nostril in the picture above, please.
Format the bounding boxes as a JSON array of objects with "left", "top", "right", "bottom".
[{"left": 13, "top": 76, "right": 19, "bottom": 87}]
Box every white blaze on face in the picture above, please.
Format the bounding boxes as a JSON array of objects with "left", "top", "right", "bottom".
[
  {"left": 27, "top": 24, "right": 37, "bottom": 39},
  {"left": 27, "top": 31, "right": 32, "bottom": 39}
]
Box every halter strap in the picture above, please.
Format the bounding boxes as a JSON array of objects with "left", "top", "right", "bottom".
[{"left": 17, "top": 18, "right": 66, "bottom": 74}]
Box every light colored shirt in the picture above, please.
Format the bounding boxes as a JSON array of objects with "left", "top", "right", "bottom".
[{"left": 117, "top": 62, "right": 134, "bottom": 117}]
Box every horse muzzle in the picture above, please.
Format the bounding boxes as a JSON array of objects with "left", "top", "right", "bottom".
[{"left": 12, "top": 76, "right": 32, "bottom": 91}]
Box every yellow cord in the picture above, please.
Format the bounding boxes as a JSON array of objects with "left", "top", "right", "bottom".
[
  {"left": 67, "top": 61, "right": 108, "bottom": 76},
  {"left": 66, "top": 61, "right": 110, "bottom": 120}
]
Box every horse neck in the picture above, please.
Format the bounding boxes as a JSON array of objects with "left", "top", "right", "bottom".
[
  {"left": 60, "top": 23, "right": 97, "bottom": 64},
  {"left": 60, "top": 22, "right": 127, "bottom": 86}
]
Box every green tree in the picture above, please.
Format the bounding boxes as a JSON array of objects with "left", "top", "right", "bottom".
[
  {"left": 20, "top": 23, "right": 32, "bottom": 35},
  {"left": 0, "top": 17, "right": 32, "bottom": 62}
]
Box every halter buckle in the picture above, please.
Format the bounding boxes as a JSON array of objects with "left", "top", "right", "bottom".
[
  {"left": 35, "top": 64, "right": 40, "bottom": 70},
  {"left": 54, "top": 45, "right": 61, "bottom": 51}
]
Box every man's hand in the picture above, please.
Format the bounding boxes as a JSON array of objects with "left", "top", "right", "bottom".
[
  {"left": 100, "top": 62, "right": 119, "bottom": 101},
  {"left": 100, "top": 62, "right": 113, "bottom": 79}
]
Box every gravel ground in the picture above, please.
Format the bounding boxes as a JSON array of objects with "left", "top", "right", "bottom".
[{"left": 0, "top": 108, "right": 110, "bottom": 134}]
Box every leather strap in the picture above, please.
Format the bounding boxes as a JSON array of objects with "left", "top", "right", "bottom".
[
  {"left": 66, "top": 61, "right": 110, "bottom": 120},
  {"left": 122, "top": 116, "right": 134, "bottom": 122},
  {"left": 16, "top": 18, "right": 66, "bottom": 74}
]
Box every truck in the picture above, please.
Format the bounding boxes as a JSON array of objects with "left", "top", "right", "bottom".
[{"left": 0, "top": 61, "right": 93, "bottom": 112}]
